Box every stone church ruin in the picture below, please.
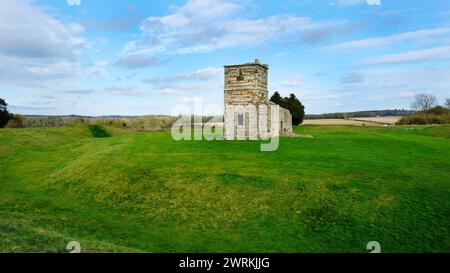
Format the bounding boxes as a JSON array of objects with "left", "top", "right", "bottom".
[{"left": 224, "top": 59, "right": 292, "bottom": 140}]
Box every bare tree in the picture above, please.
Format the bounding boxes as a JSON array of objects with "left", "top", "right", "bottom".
[
  {"left": 411, "top": 94, "right": 437, "bottom": 111},
  {"left": 445, "top": 98, "right": 450, "bottom": 110}
]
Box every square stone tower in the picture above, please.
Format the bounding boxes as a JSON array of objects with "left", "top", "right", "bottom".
[
  {"left": 224, "top": 59, "right": 269, "bottom": 106},
  {"left": 223, "top": 59, "right": 292, "bottom": 140},
  {"left": 224, "top": 59, "right": 269, "bottom": 140}
]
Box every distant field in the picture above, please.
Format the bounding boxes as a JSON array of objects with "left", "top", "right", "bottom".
[
  {"left": 303, "top": 116, "right": 402, "bottom": 126},
  {"left": 350, "top": 116, "right": 402, "bottom": 125},
  {"left": 0, "top": 125, "right": 449, "bottom": 252},
  {"left": 303, "top": 119, "right": 376, "bottom": 125}
]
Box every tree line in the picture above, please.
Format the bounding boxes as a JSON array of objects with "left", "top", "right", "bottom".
[
  {"left": 269, "top": 92, "right": 305, "bottom": 125},
  {"left": 305, "top": 109, "right": 415, "bottom": 120},
  {"left": 3, "top": 94, "right": 449, "bottom": 128},
  {"left": 397, "top": 94, "right": 450, "bottom": 125}
]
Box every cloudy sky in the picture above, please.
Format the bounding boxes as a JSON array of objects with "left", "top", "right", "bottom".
[{"left": 1, "top": 0, "right": 450, "bottom": 115}]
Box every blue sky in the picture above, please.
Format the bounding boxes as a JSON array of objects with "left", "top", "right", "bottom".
[{"left": 1, "top": 0, "right": 450, "bottom": 115}]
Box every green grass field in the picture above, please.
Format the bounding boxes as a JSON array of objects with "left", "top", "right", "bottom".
[{"left": 0, "top": 125, "right": 449, "bottom": 253}]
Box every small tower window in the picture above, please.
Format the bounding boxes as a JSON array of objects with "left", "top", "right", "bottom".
[
  {"left": 238, "top": 114, "right": 244, "bottom": 126},
  {"left": 237, "top": 69, "right": 244, "bottom": 81}
]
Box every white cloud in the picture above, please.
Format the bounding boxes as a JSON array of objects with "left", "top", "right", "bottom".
[
  {"left": 323, "top": 28, "right": 450, "bottom": 52},
  {"left": 342, "top": 72, "right": 364, "bottom": 83},
  {"left": 0, "top": 0, "right": 84, "bottom": 59},
  {"left": 282, "top": 75, "right": 303, "bottom": 88},
  {"left": 363, "top": 67, "right": 450, "bottom": 90},
  {"left": 143, "top": 67, "right": 222, "bottom": 84},
  {"left": 63, "top": 89, "right": 94, "bottom": 95},
  {"left": 88, "top": 61, "right": 109, "bottom": 77},
  {"left": 66, "top": 0, "right": 81, "bottom": 6},
  {"left": 124, "top": 0, "right": 338, "bottom": 57},
  {"left": 115, "top": 53, "right": 165, "bottom": 69},
  {"left": 159, "top": 87, "right": 179, "bottom": 95},
  {"left": 0, "top": 57, "right": 81, "bottom": 87},
  {"left": 338, "top": 0, "right": 365, "bottom": 6},
  {"left": 177, "top": 67, "right": 222, "bottom": 80},
  {"left": 361, "top": 46, "right": 450, "bottom": 65},
  {"left": 103, "top": 85, "right": 145, "bottom": 97},
  {"left": 159, "top": 83, "right": 221, "bottom": 95},
  {"left": 298, "top": 20, "right": 360, "bottom": 44},
  {"left": 366, "top": 0, "right": 381, "bottom": 6},
  {"left": 0, "top": 0, "right": 85, "bottom": 87},
  {"left": 337, "top": 0, "right": 381, "bottom": 6}
]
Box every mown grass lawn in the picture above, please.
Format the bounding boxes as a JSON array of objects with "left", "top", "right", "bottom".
[{"left": 0, "top": 125, "right": 449, "bottom": 253}]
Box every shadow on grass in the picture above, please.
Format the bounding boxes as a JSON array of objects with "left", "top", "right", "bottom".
[{"left": 87, "top": 125, "right": 111, "bottom": 138}]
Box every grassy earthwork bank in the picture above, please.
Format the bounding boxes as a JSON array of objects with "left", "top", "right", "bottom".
[{"left": 0, "top": 125, "right": 449, "bottom": 252}]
